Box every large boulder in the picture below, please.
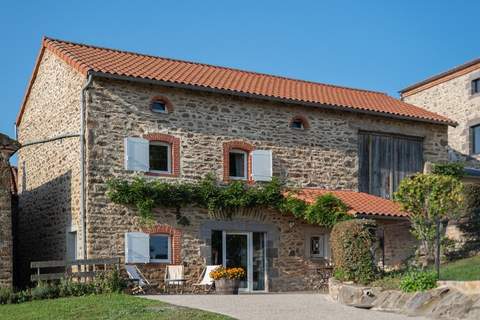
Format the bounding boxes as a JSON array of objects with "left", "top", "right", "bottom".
[
  {"left": 337, "top": 283, "right": 383, "bottom": 308},
  {"left": 465, "top": 295, "right": 480, "bottom": 320},
  {"left": 430, "top": 289, "right": 475, "bottom": 320},
  {"left": 402, "top": 287, "right": 450, "bottom": 316},
  {"left": 371, "top": 290, "right": 413, "bottom": 313}
]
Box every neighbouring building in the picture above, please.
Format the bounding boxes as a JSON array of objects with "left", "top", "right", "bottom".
[
  {"left": 400, "top": 58, "right": 480, "bottom": 168},
  {"left": 0, "top": 133, "right": 20, "bottom": 288},
  {"left": 15, "top": 37, "right": 454, "bottom": 291}
]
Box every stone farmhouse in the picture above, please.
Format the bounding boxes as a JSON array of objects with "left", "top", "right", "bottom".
[
  {"left": 401, "top": 58, "right": 480, "bottom": 169},
  {"left": 14, "top": 37, "right": 455, "bottom": 291}
]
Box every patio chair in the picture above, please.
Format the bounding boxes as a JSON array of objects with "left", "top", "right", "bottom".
[
  {"left": 125, "top": 264, "right": 151, "bottom": 294},
  {"left": 164, "top": 265, "right": 186, "bottom": 294},
  {"left": 192, "top": 265, "right": 221, "bottom": 293}
]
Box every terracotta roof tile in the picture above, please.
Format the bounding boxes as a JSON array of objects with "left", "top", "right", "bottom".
[
  {"left": 16, "top": 37, "right": 456, "bottom": 126},
  {"left": 289, "top": 189, "right": 408, "bottom": 218}
]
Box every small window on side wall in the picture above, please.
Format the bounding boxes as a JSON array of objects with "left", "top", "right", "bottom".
[
  {"left": 472, "top": 125, "right": 480, "bottom": 155},
  {"left": 472, "top": 79, "right": 480, "bottom": 95},
  {"left": 229, "top": 149, "right": 247, "bottom": 179}
]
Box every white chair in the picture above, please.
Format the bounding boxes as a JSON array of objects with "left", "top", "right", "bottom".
[
  {"left": 164, "top": 265, "right": 186, "bottom": 293},
  {"left": 193, "top": 265, "right": 221, "bottom": 293},
  {"left": 125, "top": 264, "right": 151, "bottom": 294}
]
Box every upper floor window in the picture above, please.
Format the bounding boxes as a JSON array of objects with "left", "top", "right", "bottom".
[
  {"left": 472, "top": 125, "right": 480, "bottom": 155},
  {"left": 229, "top": 149, "right": 247, "bottom": 179},
  {"left": 223, "top": 141, "right": 272, "bottom": 182},
  {"left": 124, "top": 133, "right": 180, "bottom": 177},
  {"left": 358, "top": 132, "right": 423, "bottom": 199},
  {"left": 150, "top": 96, "right": 173, "bottom": 114},
  {"left": 472, "top": 79, "right": 480, "bottom": 95},
  {"left": 290, "top": 116, "right": 309, "bottom": 130},
  {"left": 151, "top": 100, "right": 167, "bottom": 113},
  {"left": 149, "top": 142, "right": 171, "bottom": 173}
]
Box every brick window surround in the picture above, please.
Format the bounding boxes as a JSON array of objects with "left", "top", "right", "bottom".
[
  {"left": 150, "top": 95, "right": 174, "bottom": 113},
  {"left": 143, "top": 224, "right": 182, "bottom": 264},
  {"left": 290, "top": 115, "right": 310, "bottom": 129},
  {"left": 143, "top": 133, "right": 180, "bottom": 177},
  {"left": 223, "top": 141, "right": 254, "bottom": 182}
]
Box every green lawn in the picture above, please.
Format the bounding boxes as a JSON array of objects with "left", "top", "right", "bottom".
[
  {"left": 0, "top": 293, "right": 233, "bottom": 320},
  {"left": 440, "top": 255, "right": 480, "bottom": 281}
]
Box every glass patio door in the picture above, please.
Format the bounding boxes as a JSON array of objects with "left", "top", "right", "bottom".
[{"left": 222, "top": 231, "right": 266, "bottom": 292}]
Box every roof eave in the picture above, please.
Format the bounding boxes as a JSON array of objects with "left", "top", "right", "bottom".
[
  {"left": 88, "top": 71, "right": 457, "bottom": 127},
  {"left": 400, "top": 58, "right": 480, "bottom": 96}
]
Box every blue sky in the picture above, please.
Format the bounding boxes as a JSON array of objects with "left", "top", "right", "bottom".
[{"left": 1, "top": 0, "right": 479, "bottom": 140}]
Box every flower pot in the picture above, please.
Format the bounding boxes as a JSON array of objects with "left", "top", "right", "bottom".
[{"left": 214, "top": 278, "right": 240, "bottom": 294}]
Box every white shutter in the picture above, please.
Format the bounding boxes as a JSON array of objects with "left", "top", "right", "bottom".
[
  {"left": 124, "top": 137, "right": 149, "bottom": 172},
  {"left": 125, "top": 232, "right": 150, "bottom": 263},
  {"left": 251, "top": 150, "right": 272, "bottom": 181}
]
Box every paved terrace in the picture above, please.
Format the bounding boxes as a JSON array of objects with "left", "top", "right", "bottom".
[{"left": 144, "top": 293, "right": 426, "bottom": 320}]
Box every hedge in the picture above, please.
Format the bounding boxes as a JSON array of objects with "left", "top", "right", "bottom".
[{"left": 331, "top": 219, "right": 377, "bottom": 284}]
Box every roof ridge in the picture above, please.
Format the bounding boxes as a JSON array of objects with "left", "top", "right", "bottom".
[
  {"left": 43, "top": 36, "right": 386, "bottom": 96},
  {"left": 400, "top": 56, "right": 480, "bottom": 94}
]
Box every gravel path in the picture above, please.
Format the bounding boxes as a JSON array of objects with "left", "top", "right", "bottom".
[{"left": 143, "top": 293, "right": 426, "bottom": 320}]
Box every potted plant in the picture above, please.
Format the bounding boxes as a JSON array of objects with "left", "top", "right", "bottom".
[{"left": 209, "top": 266, "right": 245, "bottom": 294}]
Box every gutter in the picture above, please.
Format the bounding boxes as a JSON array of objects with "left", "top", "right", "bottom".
[
  {"left": 89, "top": 71, "right": 457, "bottom": 127},
  {"left": 80, "top": 73, "right": 93, "bottom": 259}
]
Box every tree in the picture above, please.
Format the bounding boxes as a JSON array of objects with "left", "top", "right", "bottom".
[{"left": 394, "top": 173, "right": 464, "bottom": 267}]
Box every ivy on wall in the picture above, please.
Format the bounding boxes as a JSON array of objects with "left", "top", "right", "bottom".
[{"left": 106, "top": 174, "right": 352, "bottom": 227}]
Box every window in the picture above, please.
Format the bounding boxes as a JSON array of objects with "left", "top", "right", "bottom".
[
  {"left": 358, "top": 132, "right": 423, "bottom": 199},
  {"left": 310, "top": 234, "right": 329, "bottom": 259},
  {"left": 291, "top": 119, "right": 304, "bottom": 129},
  {"left": 149, "top": 142, "right": 171, "bottom": 173},
  {"left": 66, "top": 231, "right": 77, "bottom": 261},
  {"left": 472, "top": 125, "right": 480, "bottom": 154},
  {"left": 149, "top": 234, "right": 171, "bottom": 263},
  {"left": 229, "top": 149, "right": 247, "bottom": 179},
  {"left": 290, "top": 116, "right": 309, "bottom": 130},
  {"left": 151, "top": 101, "right": 167, "bottom": 113},
  {"left": 472, "top": 79, "right": 480, "bottom": 95}
]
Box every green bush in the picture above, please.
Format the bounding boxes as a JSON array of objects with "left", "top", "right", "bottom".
[
  {"left": 0, "top": 287, "right": 13, "bottom": 304},
  {"left": 11, "top": 290, "right": 32, "bottom": 304},
  {"left": 331, "top": 219, "right": 377, "bottom": 284},
  {"left": 400, "top": 270, "right": 438, "bottom": 292},
  {"left": 93, "top": 270, "right": 127, "bottom": 294},
  {"left": 31, "top": 281, "right": 59, "bottom": 300},
  {"left": 431, "top": 162, "right": 464, "bottom": 178}
]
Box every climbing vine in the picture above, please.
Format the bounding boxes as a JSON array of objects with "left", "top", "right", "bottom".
[
  {"left": 106, "top": 174, "right": 351, "bottom": 227},
  {"left": 278, "top": 192, "right": 352, "bottom": 228}
]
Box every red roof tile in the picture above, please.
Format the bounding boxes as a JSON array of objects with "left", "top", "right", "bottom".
[
  {"left": 16, "top": 37, "right": 456, "bottom": 126},
  {"left": 289, "top": 189, "right": 408, "bottom": 218}
]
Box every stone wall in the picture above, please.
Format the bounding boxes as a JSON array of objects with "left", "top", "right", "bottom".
[
  {"left": 0, "top": 134, "right": 20, "bottom": 288},
  {"left": 81, "top": 78, "right": 446, "bottom": 290},
  {"left": 112, "top": 206, "right": 332, "bottom": 292},
  {"left": 16, "top": 50, "right": 84, "bottom": 286},
  {"left": 0, "top": 170, "right": 13, "bottom": 288},
  {"left": 403, "top": 68, "right": 480, "bottom": 167},
  {"left": 379, "top": 219, "right": 417, "bottom": 268}
]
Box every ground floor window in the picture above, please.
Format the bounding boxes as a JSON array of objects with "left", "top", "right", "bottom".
[
  {"left": 150, "top": 234, "right": 171, "bottom": 263},
  {"left": 309, "top": 234, "right": 330, "bottom": 259}
]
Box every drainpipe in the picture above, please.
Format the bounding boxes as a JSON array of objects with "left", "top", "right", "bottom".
[{"left": 80, "top": 74, "right": 93, "bottom": 259}]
